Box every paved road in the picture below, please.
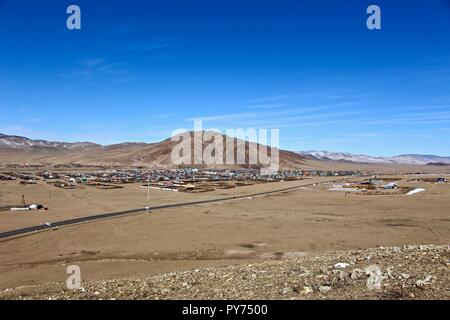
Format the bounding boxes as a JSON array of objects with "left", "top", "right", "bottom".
[{"left": 0, "top": 178, "right": 348, "bottom": 240}]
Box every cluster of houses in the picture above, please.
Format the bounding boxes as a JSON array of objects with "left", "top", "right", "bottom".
[
  {"left": 33, "top": 168, "right": 363, "bottom": 186},
  {"left": 0, "top": 173, "right": 16, "bottom": 181},
  {"left": 360, "top": 178, "right": 400, "bottom": 190},
  {"left": 1, "top": 172, "right": 38, "bottom": 184},
  {"left": 329, "top": 177, "right": 406, "bottom": 195},
  {"left": 408, "top": 176, "right": 449, "bottom": 184},
  {"left": 3, "top": 168, "right": 368, "bottom": 194}
]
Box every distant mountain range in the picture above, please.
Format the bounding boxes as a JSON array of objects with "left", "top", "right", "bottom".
[
  {"left": 1, "top": 133, "right": 448, "bottom": 167},
  {"left": 297, "top": 150, "right": 450, "bottom": 166},
  {"left": 0, "top": 133, "right": 305, "bottom": 168},
  {"left": 0, "top": 133, "right": 100, "bottom": 150}
]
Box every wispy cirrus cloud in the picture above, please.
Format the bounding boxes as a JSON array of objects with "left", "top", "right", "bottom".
[
  {"left": 186, "top": 107, "right": 364, "bottom": 129},
  {"left": 245, "top": 103, "right": 288, "bottom": 109},
  {"left": 59, "top": 58, "right": 134, "bottom": 83},
  {"left": 366, "top": 110, "right": 450, "bottom": 125},
  {"left": 187, "top": 112, "right": 260, "bottom": 122},
  {"left": 246, "top": 91, "right": 364, "bottom": 105}
]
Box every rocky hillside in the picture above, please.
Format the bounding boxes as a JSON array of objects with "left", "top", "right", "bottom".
[{"left": 1, "top": 245, "right": 448, "bottom": 300}]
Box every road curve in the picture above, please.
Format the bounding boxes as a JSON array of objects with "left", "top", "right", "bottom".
[{"left": 0, "top": 178, "right": 348, "bottom": 241}]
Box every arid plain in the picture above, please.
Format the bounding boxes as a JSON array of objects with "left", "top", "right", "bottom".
[{"left": 1, "top": 170, "right": 449, "bottom": 291}]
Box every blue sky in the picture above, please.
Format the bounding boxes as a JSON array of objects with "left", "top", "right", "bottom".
[{"left": 0, "top": 0, "right": 449, "bottom": 156}]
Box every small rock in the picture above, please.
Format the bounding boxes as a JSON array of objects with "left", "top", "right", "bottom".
[
  {"left": 319, "top": 286, "right": 332, "bottom": 294},
  {"left": 350, "top": 269, "right": 365, "bottom": 280},
  {"left": 338, "top": 271, "right": 349, "bottom": 282},
  {"left": 302, "top": 286, "right": 313, "bottom": 294},
  {"left": 334, "top": 263, "right": 350, "bottom": 269},
  {"left": 415, "top": 280, "right": 427, "bottom": 289},
  {"left": 415, "top": 275, "right": 434, "bottom": 289}
]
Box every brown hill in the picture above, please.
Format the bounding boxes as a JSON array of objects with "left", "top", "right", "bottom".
[{"left": 0, "top": 132, "right": 306, "bottom": 169}]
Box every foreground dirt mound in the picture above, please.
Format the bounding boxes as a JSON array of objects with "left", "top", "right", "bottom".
[{"left": 1, "top": 245, "right": 449, "bottom": 300}]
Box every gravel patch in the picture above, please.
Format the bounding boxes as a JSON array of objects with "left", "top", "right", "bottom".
[{"left": 1, "top": 244, "right": 449, "bottom": 300}]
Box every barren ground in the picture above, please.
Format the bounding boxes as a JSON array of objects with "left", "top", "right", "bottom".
[
  {"left": 2, "top": 245, "right": 448, "bottom": 300},
  {"left": 0, "top": 174, "right": 449, "bottom": 296}
]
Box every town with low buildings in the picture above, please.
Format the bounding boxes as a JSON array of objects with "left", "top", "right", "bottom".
[{"left": 5, "top": 168, "right": 364, "bottom": 193}]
